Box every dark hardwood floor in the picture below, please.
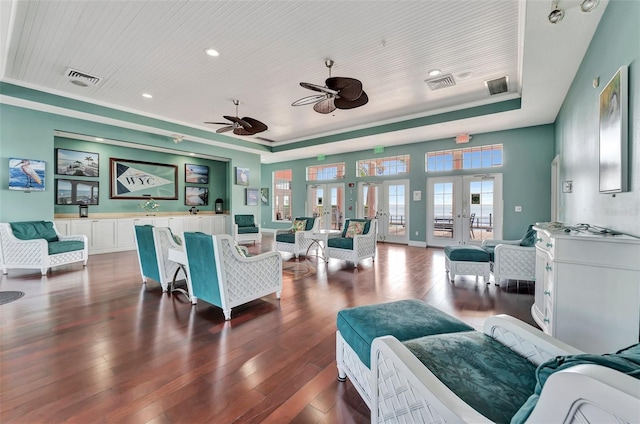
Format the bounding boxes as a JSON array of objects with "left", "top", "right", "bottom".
[{"left": 0, "top": 234, "right": 535, "bottom": 423}]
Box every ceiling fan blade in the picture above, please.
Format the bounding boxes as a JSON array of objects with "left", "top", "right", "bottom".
[
  {"left": 300, "top": 82, "right": 338, "bottom": 95},
  {"left": 216, "top": 126, "right": 233, "bottom": 133},
  {"left": 326, "top": 77, "right": 363, "bottom": 101},
  {"left": 204, "top": 121, "right": 231, "bottom": 125},
  {"left": 292, "top": 94, "right": 326, "bottom": 106},
  {"left": 241, "top": 117, "right": 268, "bottom": 134},
  {"left": 335, "top": 91, "right": 369, "bottom": 109},
  {"left": 223, "top": 115, "right": 252, "bottom": 128},
  {"left": 233, "top": 127, "right": 255, "bottom": 136},
  {"left": 313, "top": 97, "right": 336, "bottom": 114}
]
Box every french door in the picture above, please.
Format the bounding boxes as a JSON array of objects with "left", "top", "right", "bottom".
[
  {"left": 306, "top": 183, "right": 345, "bottom": 230},
  {"left": 427, "top": 174, "right": 502, "bottom": 247},
  {"left": 358, "top": 180, "right": 409, "bottom": 244}
]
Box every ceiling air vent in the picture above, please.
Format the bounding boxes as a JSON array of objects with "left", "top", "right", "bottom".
[
  {"left": 485, "top": 76, "right": 509, "bottom": 95},
  {"left": 425, "top": 74, "right": 456, "bottom": 90},
  {"left": 65, "top": 67, "right": 102, "bottom": 87}
]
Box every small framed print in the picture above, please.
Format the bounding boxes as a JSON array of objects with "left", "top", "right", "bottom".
[
  {"left": 246, "top": 188, "right": 259, "bottom": 206},
  {"left": 185, "top": 186, "right": 208, "bottom": 206},
  {"left": 185, "top": 163, "right": 209, "bottom": 184}
]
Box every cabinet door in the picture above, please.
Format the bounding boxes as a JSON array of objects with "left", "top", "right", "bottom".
[
  {"left": 92, "top": 220, "right": 117, "bottom": 250},
  {"left": 168, "top": 217, "right": 185, "bottom": 236},
  {"left": 212, "top": 216, "right": 226, "bottom": 235},
  {"left": 117, "top": 219, "right": 136, "bottom": 249},
  {"left": 183, "top": 217, "right": 201, "bottom": 233},
  {"left": 71, "top": 220, "right": 93, "bottom": 247},
  {"left": 54, "top": 220, "right": 71, "bottom": 236},
  {"left": 200, "top": 216, "right": 213, "bottom": 234}
]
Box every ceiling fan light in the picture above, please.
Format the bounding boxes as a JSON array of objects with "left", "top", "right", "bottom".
[
  {"left": 580, "top": 0, "right": 599, "bottom": 12},
  {"left": 548, "top": 8, "right": 564, "bottom": 23}
]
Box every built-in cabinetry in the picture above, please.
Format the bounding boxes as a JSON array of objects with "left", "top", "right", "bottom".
[
  {"left": 532, "top": 223, "right": 640, "bottom": 353},
  {"left": 54, "top": 215, "right": 229, "bottom": 255}
]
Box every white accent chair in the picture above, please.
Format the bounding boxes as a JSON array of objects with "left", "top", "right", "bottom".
[
  {"left": 133, "top": 225, "right": 186, "bottom": 292},
  {"left": 0, "top": 221, "right": 88, "bottom": 275},
  {"left": 274, "top": 216, "right": 321, "bottom": 258},
  {"left": 183, "top": 233, "right": 282, "bottom": 320},
  {"left": 232, "top": 214, "right": 262, "bottom": 245},
  {"left": 326, "top": 219, "right": 377, "bottom": 266},
  {"left": 481, "top": 224, "right": 537, "bottom": 285}
]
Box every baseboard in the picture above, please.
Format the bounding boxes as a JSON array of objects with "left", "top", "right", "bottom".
[{"left": 408, "top": 240, "right": 427, "bottom": 248}]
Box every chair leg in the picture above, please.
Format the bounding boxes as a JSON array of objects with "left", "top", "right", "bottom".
[{"left": 223, "top": 309, "right": 232, "bottom": 320}]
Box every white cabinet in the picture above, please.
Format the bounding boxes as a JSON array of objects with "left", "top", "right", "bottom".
[
  {"left": 71, "top": 219, "right": 117, "bottom": 254},
  {"left": 532, "top": 223, "right": 640, "bottom": 353},
  {"left": 118, "top": 218, "right": 154, "bottom": 250},
  {"left": 53, "top": 220, "right": 71, "bottom": 236}
]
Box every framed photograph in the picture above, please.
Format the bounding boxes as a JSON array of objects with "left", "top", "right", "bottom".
[
  {"left": 260, "top": 187, "right": 269, "bottom": 205},
  {"left": 110, "top": 158, "right": 178, "bottom": 199},
  {"left": 236, "top": 167, "right": 249, "bottom": 186},
  {"left": 9, "top": 158, "right": 45, "bottom": 191},
  {"left": 246, "top": 188, "right": 259, "bottom": 206},
  {"left": 185, "top": 163, "right": 209, "bottom": 184},
  {"left": 185, "top": 186, "right": 208, "bottom": 206},
  {"left": 56, "top": 148, "right": 99, "bottom": 177},
  {"left": 56, "top": 179, "right": 99, "bottom": 205},
  {"left": 599, "top": 65, "right": 628, "bottom": 193}
]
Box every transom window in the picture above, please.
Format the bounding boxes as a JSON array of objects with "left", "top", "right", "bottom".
[
  {"left": 306, "top": 163, "right": 345, "bottom": 181},
  {"left": 426, "top": 144, "right": 503, "bottom": 172},
  {"left": 357, "top": 155, "right": 410, "bottom": 177},
  {"left": 273, "top": 169, "right": 292, "bottom": 221}
]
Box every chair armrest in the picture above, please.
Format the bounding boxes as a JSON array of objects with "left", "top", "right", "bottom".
[
  {"left": 234, "top": 249, "right": 282, "bottom": 263},
  {"left": 481, "top": 238, "right": 521, "bottom": 248},
  {"left": 274, "top": 228, "right": 293, "bottom": 236},
  {"left": 59, "top": 234, "right": 88, "bottom": 244},
  {"left": 494, "top": 244, "right": 535, "bottom": 253}
]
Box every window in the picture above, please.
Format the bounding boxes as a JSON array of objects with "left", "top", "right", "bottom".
[
  {"left": 273, "top": 169, "right": 292, "bottom": 221},
  {"left": 426, "top": 144, "right": 503, "bottom": 172},
  {"left": 306, "top": 163, "right": 345, "bottom": 181},
  {"left": 357, "top": 155, "right": 410, "bottom": 177}
]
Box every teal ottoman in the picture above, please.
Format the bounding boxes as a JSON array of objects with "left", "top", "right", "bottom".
[
  {"left": 335, "top": 299, "right": 474, "bottom": 407},
  {"left": 444, "top": 245, "right": 491, "bottom": 284}
]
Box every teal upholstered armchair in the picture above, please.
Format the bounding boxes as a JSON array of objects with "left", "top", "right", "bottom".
[
  {"left": 183, "top": 232, "right": 282, "bottom": 320},
  {"left": 232, "top": 214, "right": 262, "bottom": 245},
  {"left": 274, "top": 216, "right": 320, "bottom": 258},
  {"left": 481, "top": 224, "right": 537, "bottom": 285},
  {"left": 326, "top": 219, "right": 377, "bottom": 266},
  {"left": 134, "top": 225, "right": 186, "bottom": 292}
]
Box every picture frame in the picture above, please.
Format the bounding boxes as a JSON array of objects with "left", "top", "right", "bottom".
[
  {"left": 110, "top": 158, "right": 178, "bottom": 199},
  {"left": 246, "top": 188, "right": 259, "bottom": 206},
  {"left": 185, "top": 163, "right": 209, "bottom": 184},
  {"left": 56, "top": 179, "right": 99, "bottom": 205},
  {"left": 260, "top": 187, "right": 269, "bottom": 205},
  {"left": 56, "top": 148, "right": 99, "bottom": 177},
  {"left": 9, "top": 158, "right": 45, "bottom": 191},
  {"left": 185, "top": 186, "right": 209, "bottom": 206},
  {"left": 236, "top": 167, "right": 250, "bottom": 186},
  {"left": 599, "top": 65, "right": 628, "bottom": 193}
]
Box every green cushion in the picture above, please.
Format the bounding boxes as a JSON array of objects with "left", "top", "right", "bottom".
[
  {"left": 519, "top": 225, "right": 537, "bottom": 247},
  {"left": 327, "top": 237, "right": 353, "bottom": 250},
  {"left": 234, "top": 215, "right": 255, "bottom": 228},
  {"left": 444, "top": 245, "right": 490, "bottom": 262},
  {"left": 294, "top": 217, "right": 316, "bottom": 231},
  {"left": 337, "top": 300, "right": 473, "bottom": 369},
  {"left": 238, "top": 226, "right": 259, "bottom": 234},
  {"left": 340, "top": 219, "right": 370, "bottom": 238},
  {"left": 10, "top": 221, "right": 59, "bottom": 242},
  {"left": 275, "top": 233, "right": 296, "bottom": 243},
  {"left": 183, "top": 232, "right": 222, "bottom": 308},
  {"left": 48, "top": 240, "right": 84, "bottom": 255},
  {"left": 405, "top": 331, "right": 537, "bottom": 424},
  {"left": 134, "top": 225, "right": 161, "bottom": 283},
  {"left": 483, "top": 245, "right": 495, "bottom": 262},
  {"left": 512, "top": 343, "right": 640, "bottom": 424}
]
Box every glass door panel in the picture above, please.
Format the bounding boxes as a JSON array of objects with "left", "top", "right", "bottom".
[{"left": 307, "top": 183, "right": 344, "bottom": 230}]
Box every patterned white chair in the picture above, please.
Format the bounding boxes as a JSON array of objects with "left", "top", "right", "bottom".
[
  {"left": 134, "top": 225, "right": 186, "bottom": 292},
  {"left": 482, "top": 224, "right": 537, "bottom": 285},
  {"left": 232, "top": 214, "right": 262, "bottom": 245},
  {"left": 326, "top": 219, "right": 377, "bottom": 266},
  {"left": 0, "top": 221, "right": 88, "bottom": 275},
  {"left": 274, "top": 216, "right": 320, "bottom": 258},
  {"left": 182, "top": 232, "right": 282, "bottom": 320}
]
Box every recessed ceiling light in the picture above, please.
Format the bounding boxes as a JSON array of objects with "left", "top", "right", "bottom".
[
  {"left": 456, "top": 71, "right": 473, "bottom": 80},
  {"left": 95, "top": 137, "right": 104, "bottom": 141},
  {"left": 204, "top": 48, "right": 220, "bottom": 57},
  {"left": 70, "top": 80, "right": 88, "bottom": 87},
  {"left": 428, "top": 69, "right": 442, "bottom": 77},
  {"left": 189, "top": 153, "right": 196, "bottom": 156},
  {"left": 142, "top": 93, "right": 153, "bottom": 99}
]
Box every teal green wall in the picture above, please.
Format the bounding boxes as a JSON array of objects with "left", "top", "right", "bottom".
[
  {"left": 555, "top": 0, "right": 639, "bottom": 237},
  {"left": 0, "top": 103, "right": 262, "bottom": 222},
  {"left": 261, "top": 124, "right": 555, "bottom": 242}
]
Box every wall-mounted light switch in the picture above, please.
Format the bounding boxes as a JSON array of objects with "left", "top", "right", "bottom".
[{"left": 515, "top": 206, "right": 522, "bottom": 212}]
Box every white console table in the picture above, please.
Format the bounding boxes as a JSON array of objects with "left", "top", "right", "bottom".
[{"left": 532, "top": 223, "right": 640, "bottom": 353}]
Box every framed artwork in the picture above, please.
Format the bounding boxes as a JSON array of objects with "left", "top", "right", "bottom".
[
  {"left": 56, "top": 148, "right": 99, "bottom": 177},
  {"left": 236, "top": 167, "right": 250, "bottom": 186},
  {"left": 9, "top": 158, "right": 45, "bottom": 191},
  {"left": 185, "top": 163, "right": 209, "bottom": 184},
  {"left": 110, "top": 158, "right": 178, "bottom": 199},
  {"left": 599, "top": 65, "right": 628, "bottom": 193},
  {"left": 260, "top": 187, "right": 269, "bottom": 205},
  {"left": 185, "top": 186, "right": 209, "bottom": 206},
  {"left": 56, "top": 179, "right": 99, "bottom": 205},
  {"left": 246, "top": 188, "right": 259, "bottom": 206}
]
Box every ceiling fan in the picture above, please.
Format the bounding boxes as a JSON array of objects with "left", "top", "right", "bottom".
[
  {"left": 292, "top": 59, "right": 368, "bottom": 114},
  {"left": 205, "top": 99, "right": 268, "bottom": 135}
]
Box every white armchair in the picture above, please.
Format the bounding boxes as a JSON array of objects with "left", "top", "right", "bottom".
[
  {"left": 232, "top": 214, "right": 262, "bottom": 245},
  {"left": 274, "top": 216, "right": 320, "bottom": 258},
  {"left": 481, "top": 225, "right": 536, "bottom": 285},
  {"left": 326, "top": 219, "right": 377, "bottom": 266},
  {"left": 134, "top": 225, "right": 186, "bottom": 292}
]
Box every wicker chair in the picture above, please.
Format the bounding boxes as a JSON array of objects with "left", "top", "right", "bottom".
[
  {"left": 481, "top": 224, "right": 537, "bottom": 286},
  {"left": 326, "top": 219, "right": 377, "bottom": 266},
  {"left": 182, "top": 232, "right": 282, "bottom": 320},
  {"left": 134, "top": 225, "right": 187, "bottom": 292},
  {"left": 232, "top": 214, "right": 262, "bottom": 245},
  {"left": 274, "top": 216, "right": 320, "bottom": 258}
]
